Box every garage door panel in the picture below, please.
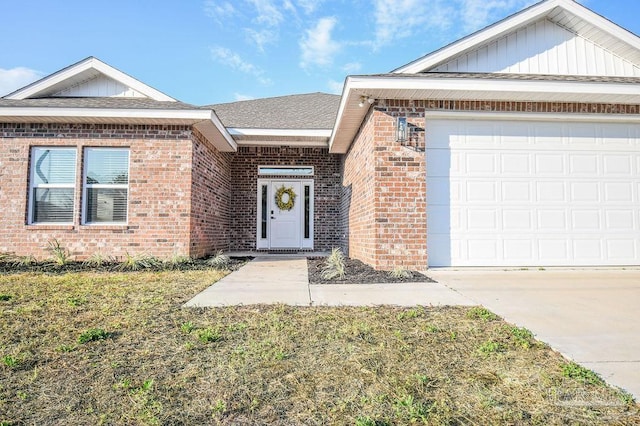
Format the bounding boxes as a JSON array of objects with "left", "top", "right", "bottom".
[
  {"left": 503, "top": 239, "right": 533, "bottom": 260},
  {"left": 466, "top": 181, "right": 497, "bottom": 201},
  {"left": 606, "top": 210, "right": 635, "bottom": 230},
  {"left": 537, "top": 210, "right": 567, "bottom": 229},
  {"left": 502, "top": 181, "right": 532, "bottom": 202},
  {"left": 538, "top": 239, "right": 569, "bottom": 261},
  {"left": 604, "top": 183, "right": 633, "bottom": 202},
  {"left": 536, "top": 182, "right": 566, "bottom": 202},
  {"left": 570, "top": 155, "right": 599, "bottom": 174},
  {"left": 570, "top": 182, "right": 600, "bottom": 202},
  {"left": 427, "top": 119, "right": 640, "bottom": 267},
  {"left": 573, "top": 240, "right": 603, "bottom": 259},
  {"left": 501, "top": 153, "right": 530, "bottom": 174},
  {"left": 535, "top": 154, "right": 565, "bottom": 174},
  {"left": 604, "top": 155, "right": 632, "bottom": 175},
  {"left": 571, "top": 210, "right": 601, "bottom": 230},
  {"left": 467, "top": 210, "right": 498, "bottom": 231},
  {"left": 607, "top": 240, "right": 637, "bottom": 259},
  {"left": 503, "top": 210, "right": 533, "bottom": 230},
  {"left": 465, "top": 153, "right": 497, "bottom": 174}
]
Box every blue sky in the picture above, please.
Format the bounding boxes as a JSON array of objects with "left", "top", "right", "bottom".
[{"left": 1, "top": 0, "right": 639, "bottom": 105}]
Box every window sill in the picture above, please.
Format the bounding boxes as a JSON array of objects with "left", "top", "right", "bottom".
[
  {"left": 80, "top": 223, "right": 129, "bottom": 230},
  {"left": 25, "top": 224, "right": 75, "bottom": 231}
]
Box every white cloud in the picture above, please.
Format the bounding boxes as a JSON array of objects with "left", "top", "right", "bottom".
[
  {"left": 210, "top": 46, "right": 272, "bottom": 85},
  {"left": 460, "top": 0, "right": 536, "bottom": 32},
  {"left": 247, "top": 0, "right": 284, "bottom": 26},
  {"left": 245, "top": 28, "right": 277, "bottom": 52},
  {"left": 233, "top": 93, "right": 255, "bottom": 101},
  {"left": 327, "top": 79, "right": 344, "bottom": 94},
  {"left": 373, "top": 0, "right": 454, "bottom": 49},
  {"left": 296, "top": 0, "right": 323, "bottom": 15},
  {"left": 299, "top": 17, "right": 341, "bottom": 69},
  {"left": 0, "top": 67, "right": 43, "bottom": 96},
  {"left": 342, "top": 62, "right": 362, "bottom": 73},
  {"left": 203, "top": 0, "right": 236, "bottom": 24}
]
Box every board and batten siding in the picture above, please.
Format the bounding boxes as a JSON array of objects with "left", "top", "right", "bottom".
[
  {"left": 432, "top": 19, "right": 640, "bottom": 77},
  {"left": 53, "top": 74, "right": 146, "bottom": 98}
]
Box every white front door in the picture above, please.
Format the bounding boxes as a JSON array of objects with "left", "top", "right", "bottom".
[
  {"left": 270, "top": 181, "right": 302, "bottom": 248},
  {"left": 256, "top": 179, "right": 314, "bottom": 250}
]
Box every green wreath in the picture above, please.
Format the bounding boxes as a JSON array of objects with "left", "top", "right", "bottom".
[{"left": 275, "top": 185, "right": 296, "bottom": 211}]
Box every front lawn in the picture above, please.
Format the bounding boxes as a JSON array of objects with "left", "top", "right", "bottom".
[{"left": 0, "top": 271, "right": 637, "bottom": 425}]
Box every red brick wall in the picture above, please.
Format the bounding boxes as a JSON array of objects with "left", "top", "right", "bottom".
[
  {"left": 342, "top": 99, "right": 640, "bottom": 271},
  {"left": 189, "top": 129, "right": 232, "bottom": 257},
  {"left": 229, "top": 146, "right": 341, "bottom": 251},
  {"left": 0, "top": 123, "right": 196, "bottom": 260},
  {"left": 341, "top": 107, "right": 427, "bottom": 271},
  {"left": 340, "top": 108, "right": 377, "bottom": 267}
]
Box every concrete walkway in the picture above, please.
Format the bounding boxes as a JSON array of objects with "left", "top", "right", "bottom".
[
  {"left": 430, "top": 269, "right": 640, "bottom": 400},
  {"left": 184, "top": 256, "right": 473, "bottom": 307}
]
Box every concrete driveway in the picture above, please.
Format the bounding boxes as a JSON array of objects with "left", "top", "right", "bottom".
[{"left": 429, "top": 269, "right": 640, "bottom": 399}]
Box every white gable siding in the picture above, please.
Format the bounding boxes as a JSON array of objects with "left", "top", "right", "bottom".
[
  {"left": 53, "top": 74, "right": 147, "bottom": 98},
  {"left": 432, "top": 19, "right": 640, "bottom": 77}
]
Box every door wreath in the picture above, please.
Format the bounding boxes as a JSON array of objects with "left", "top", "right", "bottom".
[{"left": 275, "top": 185, "right": 296, "bottom": 211}]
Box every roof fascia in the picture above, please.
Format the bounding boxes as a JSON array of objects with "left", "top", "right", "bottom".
[
  {"left": 4, "top": 57, "right": 176, "bottom": 102},
  {"left": 347, "top": 75, "right": 640, "bottom": 97},
  {"left": 228, "top": 128, "right": 332, "bottom": 137},
  {"left": 0, "top": 107, "right": 237, "bottom": 152},
  {"left": 393, "top": 0, "right": 640, "bottom": 74}
]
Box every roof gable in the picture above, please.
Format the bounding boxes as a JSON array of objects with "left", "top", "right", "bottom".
[
  {"left": 4, "top": 57, "right": 175, "bottom": 101},
  {"left": 394, "top": 0, "right": 640, "bottom": 76}
]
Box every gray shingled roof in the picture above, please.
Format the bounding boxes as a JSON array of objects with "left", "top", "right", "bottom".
[
  {"left": 206, "top": 92, "right": 341, "bottom": 129},
  {"left": 368, "top": 72, "right": 640, "bottom": 84},
  {"left": 0, "top": 97, "right": 199, "bottom": 110}
]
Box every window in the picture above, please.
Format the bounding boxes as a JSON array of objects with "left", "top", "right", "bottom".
[
  {"left": 258, "top": 166, "right": 314, "bottom": 176},
  {"left": 83, "top": 148, "right": 129, "bottom": 224},
  {"left": 29, "top": 147, "right": 76, "bottom": 224}
]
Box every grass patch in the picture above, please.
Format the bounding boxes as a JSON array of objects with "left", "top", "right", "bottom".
[{"left": 0, "top": 271, "right": 637, "bottom": 424}]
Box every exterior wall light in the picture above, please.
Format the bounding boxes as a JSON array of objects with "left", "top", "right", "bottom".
[{"left": 397, "top": 116, "right": 407, "bottom": 142}]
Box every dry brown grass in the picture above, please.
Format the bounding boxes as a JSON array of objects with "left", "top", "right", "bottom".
[{"left": 0, "top": 271, "right": 638, "bottom": 425}]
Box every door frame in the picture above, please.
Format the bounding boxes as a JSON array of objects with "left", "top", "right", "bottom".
[{"left": 256, "top": 178, "right": 314, "bottom": 250}]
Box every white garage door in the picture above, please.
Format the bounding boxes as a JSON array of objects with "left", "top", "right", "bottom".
[{"left": 427, "top": 119, "right": 640, "bottom": 267}]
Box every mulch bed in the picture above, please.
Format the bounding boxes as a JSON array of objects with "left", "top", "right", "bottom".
[
  {"left": 307, "top": 257, "right": 436, "bottom": 284},
  {"left": 0, "top": 257, "right": 252, "bottom": 275}
]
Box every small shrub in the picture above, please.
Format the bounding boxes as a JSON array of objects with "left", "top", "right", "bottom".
[
  {"left": 198, "top": 328, "right": 222, "bottom": 343},
  {"left": 561, "top": 362, "right": 605, "bottom": 386},
  {"left": 78, "top": 328, "right": 110, "bottom": 344},
  {"left": 46, "top": 239, "right": 71, "bottom": 266},
  {"left": 165, "top": 253, "right": 193, "bottom": 270},
  {"left": 83, "top": 252, "right": 112, "bottom": 268},
  {"left": 207, "top": 250, "right": 230, "bottom": 269},
  {"left": 118, "top": 252, "right": 161, "bottom": 271},
  {"left": 321, "top": 247, "right": 346, "bottom": 280},
  {"left": 0, "top": 294, "right": 12, "bottom": 302},
  {"left": 389, "top": 266, "right": 412, "bottom": 279},
  {"left": 467, "top": 306, "right": 499, "bottom": 321}
]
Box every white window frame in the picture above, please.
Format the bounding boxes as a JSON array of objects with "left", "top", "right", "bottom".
[
  {"left": 258, "top": 165, "right": 314, "bottom": 176},
  {"left": 82, "top": 147, "right": 130, "bottom": 225},
  {"left": 28, "top": 147, "right": 77, "bottom": 225}
]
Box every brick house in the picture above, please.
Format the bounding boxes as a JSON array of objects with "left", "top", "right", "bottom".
[{"left": 2, "top": 0, "right": 640, "bottom": 269}]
